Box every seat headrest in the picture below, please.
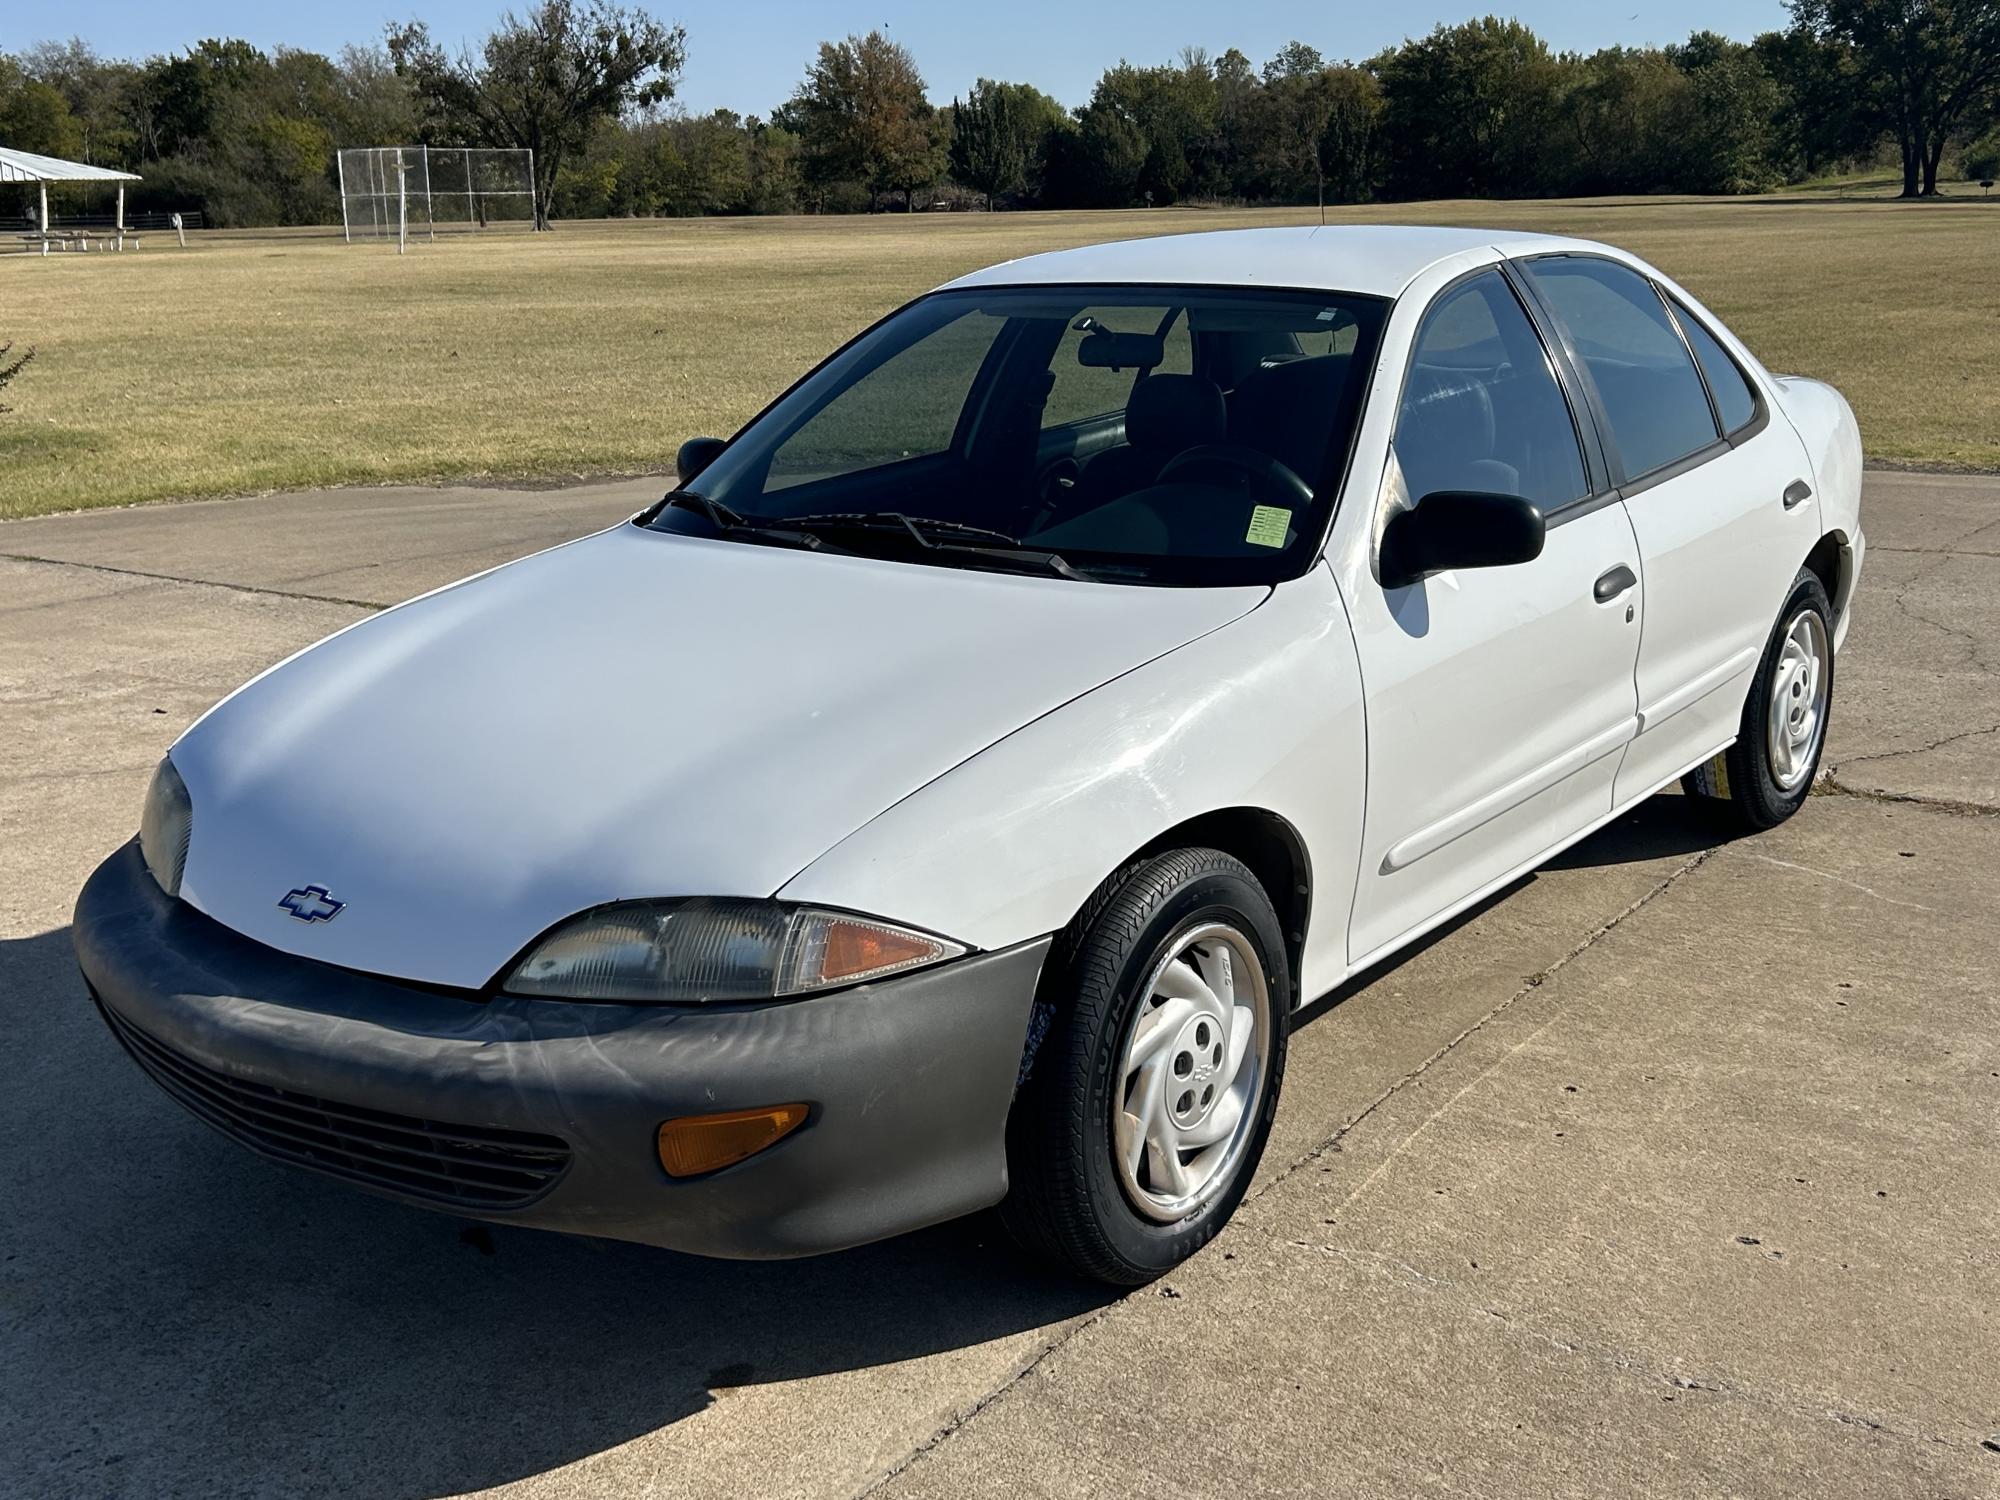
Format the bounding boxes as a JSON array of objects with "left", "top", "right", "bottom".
[
  {"left": 1402, "top": 367, "right": 1496, "bottom": 455},
  {"left": 1227, "top": 355, "right": 1350, "bottom": 477},
  {"left": 1127, "top": 373, "right": 1226, "bottom": 453}
]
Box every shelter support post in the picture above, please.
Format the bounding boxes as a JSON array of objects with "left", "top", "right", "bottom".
[{"left": 116, "top": 184, "right": 125, "bottom": 250}]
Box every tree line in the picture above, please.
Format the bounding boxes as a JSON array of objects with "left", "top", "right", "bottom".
[{"left": 4, "top": 0, "right": 1998, "bottom": 229}]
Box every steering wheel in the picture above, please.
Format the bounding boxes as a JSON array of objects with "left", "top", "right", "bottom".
[{"left": 1156, "top": 444, "right": 1315, "bottom": 509}]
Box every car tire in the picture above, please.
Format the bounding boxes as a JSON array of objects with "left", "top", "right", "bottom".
[
  {"left": 1000, "top": 848, "right": 1290, "bottom": 1286},
  {"left": 1682, "top": 568, "right": 1835, "bottom": 831}
]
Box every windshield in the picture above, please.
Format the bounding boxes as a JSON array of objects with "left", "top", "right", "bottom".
[{"left": 647, "top": 283, "right": 1388, "bottom": 585}]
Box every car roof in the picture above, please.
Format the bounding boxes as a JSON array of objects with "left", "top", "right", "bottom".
[{"left": 940, "top": 224, "right": 1607, "bottom": 300}]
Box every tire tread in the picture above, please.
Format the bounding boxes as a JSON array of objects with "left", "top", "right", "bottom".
[{"left": 1001, "top": 848, "right": 1286, "bottom": 1285}]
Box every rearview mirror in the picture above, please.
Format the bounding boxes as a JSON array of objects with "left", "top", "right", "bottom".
[
  {"left": 1076, "top": 330, "right": 1165, "bottom": 371},
  {"left": 677, "top": 436, "right": 726, "bottom": 486},
  {"left": 1380, "top": 491, "right": 1545, "bottom": 590}
]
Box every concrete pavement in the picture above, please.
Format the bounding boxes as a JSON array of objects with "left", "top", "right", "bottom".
[{"left": 2, "top": 472, "right": 1994, "bottom": 1499}]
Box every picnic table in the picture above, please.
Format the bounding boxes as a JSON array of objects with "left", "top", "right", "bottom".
[{"left": 15, "top": 230, "right": 140, "bottom": 255}]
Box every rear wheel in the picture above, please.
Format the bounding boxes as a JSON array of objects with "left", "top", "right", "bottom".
[
  {"left": 1682, "top": 569, "right": 1834, "bottom": 830},
  {"left": 1001, "top": 849, "right": 1289, "bottom": 1286}
]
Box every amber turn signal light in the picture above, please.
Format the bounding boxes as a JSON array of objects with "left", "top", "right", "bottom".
[
  {"left": 657, "top": 1103, "right": 809, "bottom": 1178},
  {"left": 817, "top": 917, "right": 944, "bottom": 985}
]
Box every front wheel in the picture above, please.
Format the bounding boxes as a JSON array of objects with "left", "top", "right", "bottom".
[
  {"left": 1001, "top": 849, "right": 1289, "bottom": 1286},
  {"left": 1683, "top": 569, "right": 1834, "bottom": 830}
]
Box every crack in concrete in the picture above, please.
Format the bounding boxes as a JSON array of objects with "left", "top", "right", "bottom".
[
  {"left": 1741, "top": 851, "right": 1937, "bottom": 911},
  {"left": 1251, "top": 847, "right": 1717, "bottom": 1208},
  {"left": 0, "top": 553, "right": 385, "bottom": 612},
  {"left": 1869, "top": 545, "right": 2000, "bottom": 559},
  {"left": 1816, "top": 775, "right": 2000, "bottom": 819},
  {"left": 1876, "top": 552, "right": 2000, "bottom": 679},
  {"left": 1833, "top": 720, "right": 2000, "bottom": 770},
  {"left": 861, "top": 851, "right": 1742, "bottom": 1493},
  {"left": 848, "top": 1307, "right": 1117, "bottom": 1499},
  {"left": 1263, "top": 1234, "right": 1965, "bottom": 1454},
  {"left": 854, "top": 853, "right": 1724, "bottom": 1496}
]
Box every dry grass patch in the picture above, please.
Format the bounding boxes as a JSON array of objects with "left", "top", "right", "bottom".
[{"left": 0, "top": 196, "right": 1993, "bottom": 519}]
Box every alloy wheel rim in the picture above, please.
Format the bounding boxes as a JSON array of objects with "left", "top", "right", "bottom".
[
  {"left": 1766, "top": 607, "right": 1830, "bottom": 791},
  {"left": 1112, "top": 921, "right": 1272, "bottom": 1224}
]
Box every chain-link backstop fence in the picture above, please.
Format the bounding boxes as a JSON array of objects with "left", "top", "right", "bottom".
[{"left": 337, "top": 147, "right": 536, "bottom": 244}]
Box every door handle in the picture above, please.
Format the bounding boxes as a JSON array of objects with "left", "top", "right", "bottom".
[
  {"left": 1593, "top": 564, "right": 1637, "bottom": 603},
  {"left": 1783, "top": 479, "right": 1813, "bottom": 510}
]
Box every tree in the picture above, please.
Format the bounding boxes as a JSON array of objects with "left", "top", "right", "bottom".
[
  {"left": 387, "top": 1, "right": 687, "bottom": 228},
  {"left": 1965, "top": 124, "right": 2000, "bottom": 178},
  {"left": 1554, "top": 46, "right": 1688, "bottom": 194},
  {"left": 1668, "top": 34, "right": 1783, "bottom": 192},
  {"left": 1789, "top": 0, "right": 2000, "bottom": 195},
  {"left": 1042, "top": 101, "right": 1147, "bottom": 206},
  {"left": 1755, "top": 27, "right": 1876, "bottom": 180},
  {"left": 661, "top": 110, "right": 751, "bottom": 214},
  {"left": 743, "top": 117, "right": 802, "bottom": 213},
  {"left": 784, "top": 31, "right": 937, "bottom": 211},
  {"left": 0, "top": 59, "right": 84, "bottom": 159},
  {"left": 949, "top": 79, "right": 1062, "bottom": 208},
  {"left": 1374, "top": 18, "right": 1565, "bottom": 199},
  {"left": 1088, "top": 56, "right": 1223, "bottom": 204},
  {"left": 1317, "top": 66, "right": 1383, "bottom": 204},
  {"left": 330, "top": 45, "right": 421, "bottom": 148},
  {"left": 16, "top": 40, "right": 142, "bottom": 167},
  {"left": 1260, "top": 44, "right": 1338, "bottom": 208}
]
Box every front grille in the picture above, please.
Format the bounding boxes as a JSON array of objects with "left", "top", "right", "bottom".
[{"left": 97, "top": 999, "right": 571, "bottom": 1210}]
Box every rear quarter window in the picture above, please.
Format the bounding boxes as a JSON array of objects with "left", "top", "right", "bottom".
[{"left": 1671, "top": 298, "right": 1760, "bottom": 435}]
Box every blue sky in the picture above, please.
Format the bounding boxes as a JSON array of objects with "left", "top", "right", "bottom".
[{"left": 5, "top": 1, "right": 1795, "bottom": 115}]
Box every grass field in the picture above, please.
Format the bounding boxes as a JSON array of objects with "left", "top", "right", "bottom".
[{"left": 1, "top": 195, "right": 1995, "bottom": 519}]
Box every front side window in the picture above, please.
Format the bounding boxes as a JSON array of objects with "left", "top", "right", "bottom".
[
  {"left": 658, "top": 285, "right": 1388, "bottom": 586},
  {"left": 1394, "top": 271, "right": 1588, "bottom": 512},
  {"left": 1670, "top": 297, "right": 1759, "bottom": 436},
  {"left": 1524, "top": 257, "right": 1720, "bottom": 480},
  {"left": 766, "top": 312, "right": 1004, "bottom": 490}
]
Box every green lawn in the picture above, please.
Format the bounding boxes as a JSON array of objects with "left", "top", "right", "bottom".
[{"left": 1, "top": 195, "right": 1995, "bottom": 520}]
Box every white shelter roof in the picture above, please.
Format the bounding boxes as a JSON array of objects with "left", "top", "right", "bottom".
[{"left": 0, "top": 147, "right": 142, "bottom": 185}]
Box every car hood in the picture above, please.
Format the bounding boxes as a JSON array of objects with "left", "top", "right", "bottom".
[{"left": 173, "top": 523, "right": 1264, "bottom": 988}]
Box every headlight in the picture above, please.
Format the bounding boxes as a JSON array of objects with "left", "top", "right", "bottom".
[
  {"left": 139, "top": 756, "right": 193, "bottom": 899},
  {"left": 502, "top": 899, "right": 967, "bottom": 1002}
]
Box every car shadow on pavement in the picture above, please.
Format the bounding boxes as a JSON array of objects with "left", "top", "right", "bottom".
[
  {"left": 0, "top": 924, "right": 1110, "bottom": 1498},
  {"left": 1292, "top": 791, "right": 1742, "bottom": 1032},
  {"left": 1541, "top": 786, "right": 1745, "bottom": 871}
]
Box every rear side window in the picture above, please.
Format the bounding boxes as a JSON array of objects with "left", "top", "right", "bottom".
[
  {"left": 1394, "top": 271, "right": 1588, "bottom": 512},
  {"left": 1671, "top": 298, "right": 1759, "bottom": 435},
  {"left": 1525, "top": 258, "right": 1719, "bottom": 480}
]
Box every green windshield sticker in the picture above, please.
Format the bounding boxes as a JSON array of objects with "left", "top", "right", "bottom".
[{"left": 1245, "top": 505, "right": 1291, "bottom": 548}]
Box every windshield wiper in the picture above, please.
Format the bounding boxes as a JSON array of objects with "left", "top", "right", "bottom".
[
  {"left": 777, "top": 511, "right": 1095, "bottom": 582},
  {"left": 778, "top": 511, "right": 1027, "bottom": 548},
  {"left": 661, "top": 491, "right": 830, "bottom": 551}
]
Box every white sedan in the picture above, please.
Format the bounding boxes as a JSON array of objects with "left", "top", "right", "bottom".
[{"left": 76, "top": 226, "right": 1863, "bottom": 1285}]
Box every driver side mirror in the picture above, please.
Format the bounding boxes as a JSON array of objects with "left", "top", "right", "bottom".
[
  {"left": 1380, "top": 491, "right": 1546, "bottom": 590},
  {"left": 677, "top": 436, "right": 726, "bottom": 486}
]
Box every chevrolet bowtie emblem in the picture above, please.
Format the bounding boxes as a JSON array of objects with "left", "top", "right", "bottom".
[{"left": 278, "top": 885, "right": 345, "bottom": 923}]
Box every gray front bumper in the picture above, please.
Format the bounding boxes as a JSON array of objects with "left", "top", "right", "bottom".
[{"left": 75, "top": 842, "right": 1049, "bottom": 1259}]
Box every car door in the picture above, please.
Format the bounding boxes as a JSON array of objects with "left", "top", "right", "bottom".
[
  {"left": 1341, "top": 268, "right": 1645, "bottom": 967},
  {"left": 1517, "top": 255, "right": 1820, "bottom": 805}
]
